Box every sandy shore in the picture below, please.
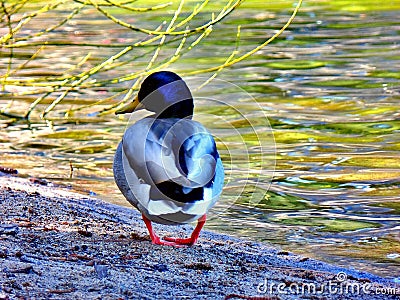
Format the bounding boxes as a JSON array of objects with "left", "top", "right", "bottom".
[{"left": 0, "top": 172, "right": 399, "bottom": 299}]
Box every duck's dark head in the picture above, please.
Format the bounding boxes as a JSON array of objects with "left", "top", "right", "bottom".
[{"left": 116, "top": 71, "right": 193, "bottom": 119}]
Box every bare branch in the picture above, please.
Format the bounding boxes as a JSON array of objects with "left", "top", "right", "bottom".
[{"left": 0, "top": 0, "right": 303, "bottom": 120}]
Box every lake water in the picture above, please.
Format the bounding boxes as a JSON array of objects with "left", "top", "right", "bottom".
[{"left": 1, "top": 1, "right": 399, "bottom": 279}]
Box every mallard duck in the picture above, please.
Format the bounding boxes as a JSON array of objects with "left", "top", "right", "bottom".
[{"left": 113, "top": 71, "right": 224, "bottom": 246}]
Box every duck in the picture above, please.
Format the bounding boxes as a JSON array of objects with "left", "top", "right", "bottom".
[{"left": 113, "top": 71, "right": 224, "bottom": 246}]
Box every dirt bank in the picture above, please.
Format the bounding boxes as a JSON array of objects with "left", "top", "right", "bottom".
[{"left": 0, "top": 173, "right": 398, "bottom": 299}]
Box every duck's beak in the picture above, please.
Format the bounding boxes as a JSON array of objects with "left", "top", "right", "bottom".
[{"left": 115, "top": 95, "right": 144, "bottom": 114}]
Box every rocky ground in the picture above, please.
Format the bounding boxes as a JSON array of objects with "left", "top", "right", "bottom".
[{"left": 0, "top": 173, "right": 399, "bottom": 299}]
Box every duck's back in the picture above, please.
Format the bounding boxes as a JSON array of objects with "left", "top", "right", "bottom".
[{"left": 113, "top": 118, "right": 224, "bottom": 225}]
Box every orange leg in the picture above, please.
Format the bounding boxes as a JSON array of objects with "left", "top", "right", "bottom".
[
  {"left": 142, "top": 214, "right": 206, "bottom": 247},
  {"left": 163, "top": 214, "right": 206, "bottom": 246},
  {"left": 142, "top": 214, "right": 183, "bottom": 247}
]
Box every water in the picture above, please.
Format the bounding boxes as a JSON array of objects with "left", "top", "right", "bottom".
[{"left": 1, "top": 1, "right": 399, "bottom": 278}]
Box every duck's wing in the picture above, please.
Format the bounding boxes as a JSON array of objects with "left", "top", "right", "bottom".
[
  {"left": 113, "top": 141, "right": 146, "bottom": 210},
  {"left": 172, "top": 119, "right": 218, "bottom": 189},
  {"left": 121, "top": 118, "right": 223, "bottom": 224},
  {"left": 123, "top": 118, "right": 218, "bottom": 189}
]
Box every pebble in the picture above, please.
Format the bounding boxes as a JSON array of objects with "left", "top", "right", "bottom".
[
  {"left": 0, "top": 292, "right": 9, "bottom": 300},
  {"left": 94, "top": 264, "right": 108, "bottom": 279},
  {"left": 0, "top": 224, "right": 19, "bottom": 236},
  {"left": 0, "top": 166, "right": 18, "bottom": 174},
  {"left": 386, "top": 253, "right": 400, "bottom": 259},
  {"left": 153, "top": 263, "right": 168, "bottom": 272},
  {"left": 5, "top": 263, "right": 34, "bottom": 274}
]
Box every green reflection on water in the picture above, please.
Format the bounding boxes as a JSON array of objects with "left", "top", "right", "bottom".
[{"left": 272, "top": 216, "right": 381, "bottom": 232}]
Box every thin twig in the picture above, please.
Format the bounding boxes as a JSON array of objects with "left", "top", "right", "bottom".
[
  {"left": 13, "top": 4, "right": 85, "bottom": 43},
  {"left": 114, "top": 0, "right": 185, "bottom": 109},
  {"left": 0, "top": 0, "right": 67, "bottom": 44},
  {"left": 74, "top": 0, "right": 150, "bottom": 8},
  {"left": 102, "top": 0, "right": 172, "bottom": 12},
  {"left": 185, "top": 0, "right": 303, "bottom": 76},
  {"left": 1, "top": 45, "right": 46, "bottom": 79},
  {"left": 33, "top": 33, "right": 166, "bottom": 117},
  {"left": 1, "top": 1, "right": 14, "bottom": 91},
  {"left": 196, "top": 25, "right": 241, "bottom": 91},
  {"left": 108, "top": 26, "right": 212, "bottom": 85},
  {"left": 87, "top": 0, "right": 241, "bottom": 36}
]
